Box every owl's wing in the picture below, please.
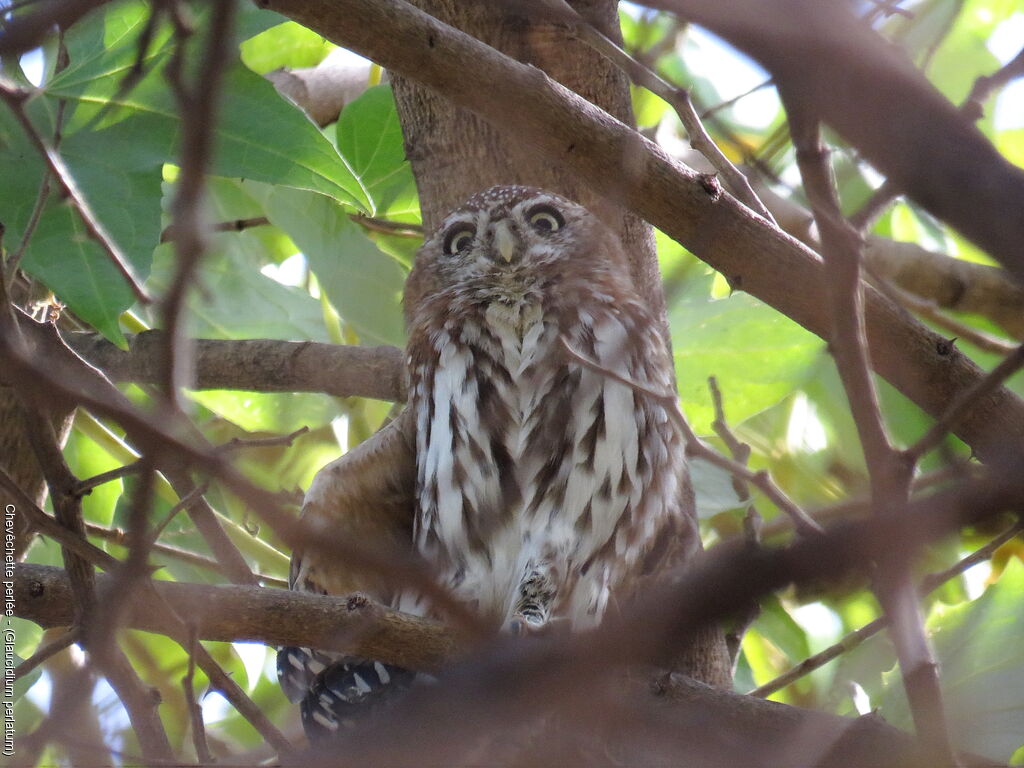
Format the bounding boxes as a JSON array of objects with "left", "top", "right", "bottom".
[
  {"left": 290, "top": 406, "right": 416, "bottom": 599},
  {"left": 278, "top": 408, "right": 417, "bottom": 720}
]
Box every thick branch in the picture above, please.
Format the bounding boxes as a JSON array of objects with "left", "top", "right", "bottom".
[
  {"left": 62, "top": 330, "right": 408, "bottom": 403},
  {"left": 13, "top": 562, "right": 456, "bottom": 673},
  {"left": 254, "top": 0, "right": 1024, "bottom": 462},
  {"left": 750, "top": 174, "right": 1024, "bottom": 341},
  {"left": 640, "top": 0, "right": 1024, "bottom": 284}
]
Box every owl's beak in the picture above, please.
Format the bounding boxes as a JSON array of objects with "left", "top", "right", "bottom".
[{"left": 492, "top": 220, "right": 517, "bottom": 263}]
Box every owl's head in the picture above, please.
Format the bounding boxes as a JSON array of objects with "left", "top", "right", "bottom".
[{"left": 405, "top": 186, "right": 628, "bottom": 324}]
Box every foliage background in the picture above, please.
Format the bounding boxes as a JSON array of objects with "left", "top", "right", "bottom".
[{"left": 2, "top": 0, "right": 1023, "bottom": 762}]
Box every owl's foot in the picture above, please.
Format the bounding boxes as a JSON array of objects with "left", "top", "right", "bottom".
[{"left": 294, "top": 657, "right": 415, "bottom": 742}]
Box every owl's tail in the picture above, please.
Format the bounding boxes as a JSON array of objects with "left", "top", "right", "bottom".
[{"left": 277, "top": 646, "right": 415, "bottom": 741}]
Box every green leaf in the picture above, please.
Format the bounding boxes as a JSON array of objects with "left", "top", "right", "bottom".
[
  {"left": 189, "top": 389, "right": 337, "bottom": 433},
  {"left": 756, "top": 595, "right": 812, "bottom": 663},
  {"left": 145, "top": 237, "right": 328, "bottom": 342},
  {"left": 65, "top": 423, "right": 124, "bottom": 528},
  {"left": 240, "top": 21, "right": 336, "bottom": 74},
  {"left": 0, "top": 107, "right": 157, "bottom": 343},
  {"left": 263, "top": 186, "right": 407, "bottom": 346},
  {"left": 670, "top": 291, "right": 825, "bottom": 434},
  {"left": 2, "top": 0, "right": 368, "bottom": 342},
  {"left": 690, "top": 457, "right": 744, "bottom": 519},
  {"left": 877, "top": 559, "right": 1024, "bottom": 763},
  {"left": 337, "top": 84, "right": 419, "bottom": 220}
]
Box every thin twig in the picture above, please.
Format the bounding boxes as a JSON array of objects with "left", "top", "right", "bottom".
[
  {"left": 708, "top": 376, "right": 762, "bottom": 669},
  {"left": 159, "top": 0, "right": 236, "bottom": 409},
  {"left": 350, "top": 213, "right": 425, "bottom": 237},
  {"left": 700, "top": 77, "right": 774, "bottom": 120},
  {"left": 162, "top": 463, "right": 258, "bottom": 585},
  {"left": 708, "top": 375, "right": 754, "bottom": 502},
  {"left": 5, "top": 174, "right": 51, "bottom": 283},
  {"left": 160, "top": 216, "right": 271, "bottom": 243},
  {"left": 867, "top": 269, "right": 1017, "bottom": 355},
  {"left": 13, "top": 628, "right": 79, "bottom": 682},
  {"left": 560, "top": 336, "right": 823, "bottom": 537},
  {"left": 84, "top": 522, "right": 288, "bottom": 586},
  {"left": 74, "top": 459, "right": 145, "bottom": 495},
  {"left": 864, "top": 0, "right": 914, "bottom": 21},
  {"left": 182, "top": 625, "right": 214, "bottom": 764},
  {"left": 750, "top": 519, "right": 1023, "bottom": 698},
  {"left": 0, "top": 466, "right": 118, "bottom": 570},
  {"left": 962, "top": 46, "right": 1024, "bottom": 123},
  {"left": 215, "top": 425, "right": 309, "bottom": 453}
]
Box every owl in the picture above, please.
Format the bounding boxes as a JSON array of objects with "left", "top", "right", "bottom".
[{"left": 278, "top": 186, "right": 701, "bottom": 740}]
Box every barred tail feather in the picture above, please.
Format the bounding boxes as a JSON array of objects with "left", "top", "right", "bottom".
[{"left": 278, "top": 647, "right": 414, "bottom": 741}]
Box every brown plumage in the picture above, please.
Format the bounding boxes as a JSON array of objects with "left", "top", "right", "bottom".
[{"left": 279, "top": 186, "right": 702, "bottom": 739}]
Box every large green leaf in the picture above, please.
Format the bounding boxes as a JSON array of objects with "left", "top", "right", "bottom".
[
  {"left": 757, "top": 595, "right": 813, "bottom": 663},
  {"left": 0, "top": 107, "right": 160, "bottom": 342},
  {"left": 263, "top": 186, "right": 408, "bottom": 346},
  {"left": 240, "top": 21, "right": 336, "bottom": 74},
  {"left": 337, "top": 84, "right": 419, "bottom": 220},
  {"left": 1, "top": 0, "right": 370, "bottom": 342},
  {"left": 877, "top": 559, "right": 1024, "bottom": 763},
  {"left": 670, "top": 291, "right": 825, "bottom": 435},
  {"left": 46, "top": 11, "right": 371, "bottom": 210}
]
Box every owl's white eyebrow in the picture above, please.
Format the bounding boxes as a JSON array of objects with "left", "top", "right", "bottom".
[
  {"left": 516, "top": 196, "right": 557, "bottom": 212},
  {"left": 444, "top": 214, "right": 477, "bottom": 231}
]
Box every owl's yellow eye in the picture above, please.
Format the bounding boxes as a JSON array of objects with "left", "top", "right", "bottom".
[
  {"left": 527, "top": 204, "right": 564, "bottom": 234},
  {"left": 443, "top": 224, "right": 476, "bottom": 255}
]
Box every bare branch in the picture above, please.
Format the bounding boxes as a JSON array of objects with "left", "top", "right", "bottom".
[
  {"left": 0, "top": 465, "right": 118, "bottom": 570},
  {"left": 14, "top": 562, "right": 458, "bottom": 672},
  {"left": 852, "top": 45, "right": 1024, "bottom": 231},
  {"left": 84, "top": 522, "right": 288, "bottom": 586},
  {"left": 182, "top": 627, "right": 213, "bottom": 764},
  {"left": 633, "top": 0, "right": 1024, "bottom": 282},
  {"left": 63, "top": 331, "right": 408, "bottom": 403},
  {"left": 13, "top": 628, "right": 78, "bottom": 682},
  {"left": 159, "top": 0, "right": 237, "bottom": 410},
  {"left": 4, "top": 173, "right": 51, "bottom": 283}
]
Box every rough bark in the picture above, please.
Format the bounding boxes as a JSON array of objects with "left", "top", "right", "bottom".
[
  {"left": 62, "top": 330, "right": 408, "bottom": 402},
  {"left": 390, "top": 1, "right": 666, "bottom": 325}
]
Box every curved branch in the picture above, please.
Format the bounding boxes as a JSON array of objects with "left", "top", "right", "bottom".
[{"left": 254, "top": 0, "right": 1024, "bottom": 462}]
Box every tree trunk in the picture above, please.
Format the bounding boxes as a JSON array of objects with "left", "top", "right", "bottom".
[{"left": 390, "top": 0, "right": 731, "bottom": 688}]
